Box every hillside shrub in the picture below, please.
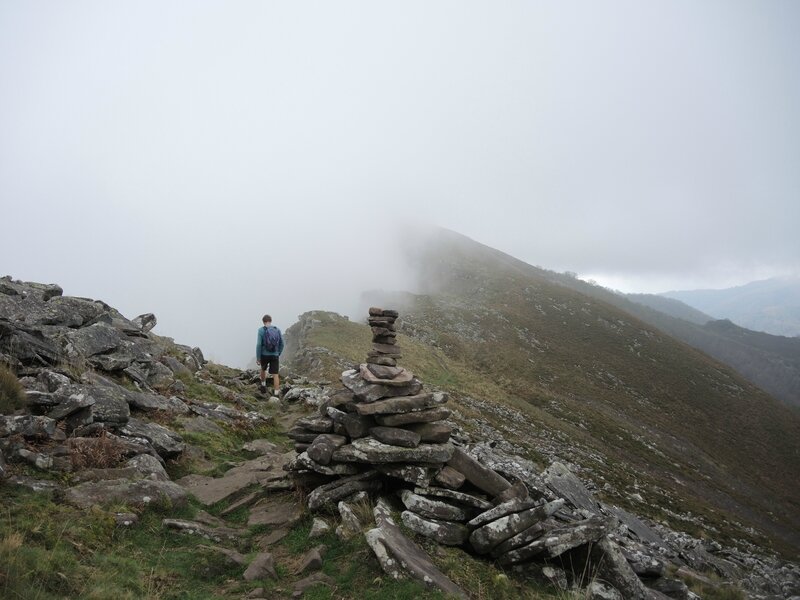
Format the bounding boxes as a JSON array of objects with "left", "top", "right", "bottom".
[
  {"left": 68, "top": 432, "right": 126, "bottom": 469},
  {"left": 0, "top": 365, "right": 26, "bottom": 414}
]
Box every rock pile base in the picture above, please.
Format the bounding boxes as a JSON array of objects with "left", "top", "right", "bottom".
[{"left": 285, "top": 307, "right": 684, "bottom": 598}]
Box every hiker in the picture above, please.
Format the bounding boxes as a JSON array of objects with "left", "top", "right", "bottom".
[{"left": 256, "top": 314, "right": 284, "bottom": 395}]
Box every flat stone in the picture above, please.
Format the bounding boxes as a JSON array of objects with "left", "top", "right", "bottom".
[
  {"left": 248, "top": 497, "right": 302, "bottom": 527},
  {"left": 178, "top": 416, "right": 223, "bottom": 434},
  {"left": 306, "top": 434, "right": 348, "bottom": 465},
  {"left": 370, "top": 326, "right": 396, "bottom": 337},
  {"left": 365, "top": 497, "right": 466, "bottom": 598},
  {"left": 369, "top": 343, "right": 403, "bottom": 356},
  {"left": 295, "top": 416, "right": 334, "bottom": 433},
  {"left": 242, "top": 439, "right": 280, "bottom": 454},
  {"left": 257, "top": 527, "right": 289, "bottom": 548},
  {"left": 413, "top": 486, "right": 493, "bottom": 510},
  {"left": 178, "top": 452, "right": 291, "bottom": 505},
  {"left": 306, "top": 471, "right": 380, "bottom": 513},
  {"left": 603, "top": 504, "right": 666, "bottom": 548},
  {"left": 47, "top": 393, "right": 95, "bottom": 420},
  {"left": 376, "top": 464, "right": 433, "bottom": 486},
  {"left": 399, "top": 489, "right": 473, "bottom": 522},
  {"left": 120, "top": 418, "right": 184, "bottom": 458},
  {"left": 467, "top": 496, "right": 543, "bottom": 529},
  {"left": 447, "top": 448, "right": 511, "bottom": 497},
  {"left": 294, "top": 451, "right": 361, "bottom": 476},
  {"left": 365, "top": 364, "right": 404, "bottom": 379},
  {"left": 332, "top": 438, "right": 454, "bottom": 465},
  {"left": 0, "top": 415, "right": 57, "bottom": 438},
  {"left": 341, "top": 369, "right": 421, "bottom": 402},
  {"left": 356, "top": 392, "right": 446, "bottom": 416},
  {"left": 359, "top": 364, "right": 413, "bottom": 386},
  {"left": 293, "top": 572, "right": 335, "bottom": 596},
  {"left": 590, "top": 536, "right": 650, "bottom": 600},
  {"left": 401, "top": 510, "right": 469, "bottom": 546},
  {"left": 126, "top": 454, "right": 169, "bottom": 481},
  {"left": 220, "top": 491, "right": 262, "bottom": 516},
  {"left": 65, "top": 479, "right": 188, "bottom": 509},
  {"left": 244, "top": 552, "right": 277, "bottom": 581},
  {"left": 365, "top": 356, "right": 397, "bottom": 367},
  {"left": 127, "top": 392, "right": 190, "bottom": 415},
  {"left": 496, "top": 516, "right": 613, "bottom": 565},
  {"left": 434, "top": 466, "right": 465, "bottom": 489},
  {"left": 402, "top": 422, "right": 452, "bottom": 443},
  {"left": 162, "top": 519, "right": 243, "bottom": 543},
  {"left": 369, "top": 426, "right": 421, "bottom": 448},
  {"left": 376, "top": 407, "right": 452, "bottom": 426},
  {"left": 543, "top": 461, "right": 599, "bottom": 513},
  {"left": 286, "top": 427, "right": 320, "bottom": 443},
  {"left": 470, "top": 499, "right": 565, "bottom": 554},
  {"left": 490, "top": 520, "right": 550, "bottom": 558}
]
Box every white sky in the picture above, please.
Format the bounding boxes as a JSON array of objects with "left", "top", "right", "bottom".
[{"left": 2, "top": 1, "right": 799, "bottom": 365}]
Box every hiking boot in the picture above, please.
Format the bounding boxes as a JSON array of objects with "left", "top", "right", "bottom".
[{"left": 259, "top": 383, "right": 266, "bottom": 395}]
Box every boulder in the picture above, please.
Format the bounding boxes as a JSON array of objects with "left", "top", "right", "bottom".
[
  {"left": 369, "top": 426, "right": 421, "bottom": 448},
  {"left": 243, "top": 552, "right": 278, "bottom": 581},
  {"left": 447, "top": 448, "right": 511, "bottom": 497},
  {"left": 376, "top": 407, "right": 452, "bottom": 426},
  {"left": 64, "top": 478, "right": 188, "bottom": 509},
  {"left": 120, "top": 418, "right": 184, "bottom": 458},
  {"left": 131, "top": 313, "right": 157, "bottom": 333},
  {"left": 356, "top": 392, "right": 447, "bottom": 416},
  {"left": 0, "top": 321, "right": 63, "bottom": 366},
  {"left": 332, "top": 438, "right": 454, "bottom": 465},
  {"left": 126, "top": 454, "right": 169, "bottom": 481},
  {"left": 309, "top": 518, "right": 330, "bottom": 539},
  {"left": 65, "top": 323, "right": 125, "bottom": 358},
  {"left": 585, "top": 536, "right": 650, "bottom": 600},
  {"left": 401, "top": 510, "right": 469, "bottom": 546},
  {"left": 0, "top": 415, "right": 57, "bottom": 438},
  {"left": 399, "top": 489, "right": 473, "bottom": 522},
  {"left": 293, "top": 572, "right": 335, "bottom": 596},
  {"left": 47, "top": 392, "right": 96, "bottom": 420}
]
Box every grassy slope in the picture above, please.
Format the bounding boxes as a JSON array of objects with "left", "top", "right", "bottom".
[{"left": 309, "top": 232, "right": 800, "bottom": 558}]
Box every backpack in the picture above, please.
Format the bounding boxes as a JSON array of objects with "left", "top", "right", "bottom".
[{"left": 262, "top": 326, "right": 281, "bottom": 353}]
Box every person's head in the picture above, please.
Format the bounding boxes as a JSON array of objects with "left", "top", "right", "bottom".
[{"left": 262, "top": 314, "right": 272, "bottom": 325}]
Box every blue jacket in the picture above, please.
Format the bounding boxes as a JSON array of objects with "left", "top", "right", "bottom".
[{"left": 257, "top": 325, "right": 284, "bottom": 359}]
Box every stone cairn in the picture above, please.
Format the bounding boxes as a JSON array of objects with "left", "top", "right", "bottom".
[{"left": 286, "top": 309, "right": 626, "bottom": 596}]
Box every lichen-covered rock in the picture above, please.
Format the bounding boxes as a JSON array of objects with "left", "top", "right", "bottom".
[
  {"left": 332, "top": 438, "right": 454, "bottom": 465},
  {"left": 413, "top": 486, "right": 494, "bottom": 510},
  {"left": 399, "top": 489, "right": 473, "bottom": 522},
  {"left": 295, "top": 451, "right": 361, "bottom": 476},
  {"left": 306, "top": 471, "right": 381, "bottom": 512},
  {"left": 0, "top": 415, "right": 57, "bottom": 438},
  {"left": 496, "top": 516, "right": 613, "bottom": 565},
  {"left": 470, "top": 499, "right": 565, "bottom": 554},
  {"left": 467, "top": 496, "right": 544, "bottom": 529},
  {"left": 543, "top": 461, "right": 599, "bottom": 514},
  {"left": 376, "top": 464, "right": 433, "bottom": 486},
  {"left": 401, "top": 510, "right": 469, "bottom": 546},
  {"left": 341, "top": 369, "right": 422, "bottom": 402},
  {"left": 65, "top": 479, "right": 188, "bottom": 509},
  {"left": 447, "top": 448, "right": 511, "bottom": 497},
  {"left": 120, "top": 418, "right": 184, "bottom": 458}
]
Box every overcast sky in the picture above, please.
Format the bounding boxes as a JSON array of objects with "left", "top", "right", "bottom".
[{"left": 2, "top": 1, "right": 799, "bottom": 366}]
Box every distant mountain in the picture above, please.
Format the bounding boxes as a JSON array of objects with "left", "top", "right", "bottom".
[
  {"left": 661, "top": 277, "right": 800, "bottom": 338},
  {"left": 304, "top": 228, "right": 800, "bottom": 558},
  {"left": 625, "top": 293, "right": 712, "bottom": 325}
]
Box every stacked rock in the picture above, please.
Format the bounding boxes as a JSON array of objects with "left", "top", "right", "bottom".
[
  {"left": 286, "top": 308, "right": 459, "bottom": 511},
  {"left": 286, "top": 308, "right": 615, "bottom": 570}
]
